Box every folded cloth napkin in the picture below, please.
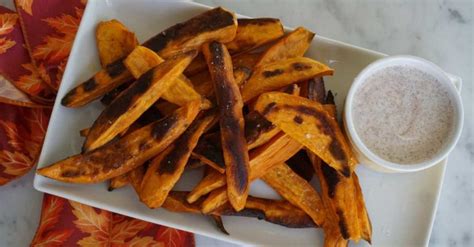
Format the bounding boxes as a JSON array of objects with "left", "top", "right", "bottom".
[{"left": 0, "top": 1, "right": 194, "bottom": 246}]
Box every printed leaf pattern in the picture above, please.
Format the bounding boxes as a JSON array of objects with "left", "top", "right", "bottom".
[
  {"left": 31, "top": 195, "right": 73, "bottom": 246},
  {"left": 0, "top": 37, "right": 15, "bottom": 54},
  {"left": 0, "top": 13, "right": 18, "bottom": 35},
  {"left": 1, "top": 2, "right": 194, "bottom": 246},
  {"left": 15, "top": 63, "right": 46, "bottom": 96},
  {"left": 71, "top": 201, "right": 164, "bottom": 246},
  {"left": 16, "top": 0, "right": 33, "bottom": 15},
  {"left": 33, "top": 8, "right": 83, "bottom": 65}
]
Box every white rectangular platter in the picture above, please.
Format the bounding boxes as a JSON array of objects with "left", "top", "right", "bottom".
[{"left": 34, "top": 0, "right": 461, "bottom": 246}]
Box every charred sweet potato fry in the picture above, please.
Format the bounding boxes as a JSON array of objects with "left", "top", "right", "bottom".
[
  {"left": 232, "top": 52, "right": 262, "bottom": 70},
  {"left": 244, "top": 111, "right": 278, "bottom": 150},
  {"left": 162, "top": 191, "right": 203, "bottom": 213},
  {"left": 108, "top": 173, "right": 129, "bottom": 191},
  {"left": 197, "top": 133, "right": 302, "bottom": 212},
  {"left": 37, "top": 101, "right": 203, "bottom": 183},
  {"left": 215, "top": 196, "right": 317, "bottom": 228},
  {"left": 61, "top": 61, "right": 134, "bottom": 107},
  {"left": 187, "top": 168, "right": 226, "bottom": 203},
  {"left": 143, "top": 7, "right": 237, "bottom": 58},
  {"left": 203, "top": 41, "right": 250, "bottom": 211},
  {"left": 226, "top": 18, "right": 284, "bottom": 54},
  {"left": 184, "top": 18, "right": 283, "bottom": 76},
  {"left": 100, "top": 80, "right": 133, "bottom": 106},
  {"left": 255, "top": 27, "right": 315, "bottom": 68},
  {"left": 96, "top": 19, "right": 139, "bottom": 67},
  {"left": 140, "top": 112, "right": 216, "bottom": 208},
  {"left": 79, "top": 127, "right": 90, "bottom": 137},
  {"left": 83, "top": 50, "right": 197, "bottom": 152},
  {"left": 254, "top": 92, "right": 356, "bottom": 177},
  {"left": 128, "top": 165, "right": 146, "bottom": 194},
  {"left": 315, "top": 162, "right": 372, "bottom": 243},
  {"left": 191, "top": 136, "right": 226, "bottom": 174},
  {"left": 62, "top": 7, "right": 237, "bottom": 108},
  {"left": 123, "top": 46, "right": 206, "bottom": 107},
  {"left": 286, "top": 150, "right": 314, "bottom": 182},
  {"left": 241, "top": 57, "right": 333, "bottom": 102},
  {"left": 123, "top": 46, "right": 164, "bottom": 78},
  {"left": 261, "top": 162, "right": 325, "bottom": 226}
]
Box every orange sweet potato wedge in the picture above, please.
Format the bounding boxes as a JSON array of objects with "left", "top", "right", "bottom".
[
  {"left": 214, "top": 196, "right": 317, "bottom": 228},
  {"left": 83, "top": 50, "right": 197, "bottom": 152},
  {"left": 261, "top": 162, "right": 325, "bottom": 226},
  {"left": 62, "top": 7, "right": 237, "bottom": 108},
  {"left": 128, "top": 165, "right": 146, "bottom": 195},
  {"left": 197, "top": 133, "right": 302, "bottom": 212},
  {"left": 226, "top": 18, "right": 284, "bottom": 54},
  {"left": 123, "top": 46, "right": 206, "bottom": 107},
  {"left": 162, "top": 191, "right": 203, "bottom": 213},
  {"left": 108, "top": 173, "right": 129, "bottom": 191},
  {"left": 96, "top": 19, "right": 138, "bottom": 67},
  {"left": 142, "top": 7, "right": 237, "bottom": 58},
  {"left": 184, "top": 18, "right": 283, "bottom": 76},
  {"left": 203, "top": 41, "right": 250, "bottom": 211},
  {"left": 254, "top": 27, "right": 315, "bottom": 68},
  {"left": 191, "top": 135, "right": 226, "bottom": 174},
  {"left": 315, "top": 161, "right": 372, "bottom": 243},
  {"left": 140, "top": 112, "right": 216, "bottom": 208},
  {"left": 37, "top": 101, "right": 203, "bottom": 183},
  {"left": 61, "top": 60, "right": 134, "bottom": 107},
  {"left": 241, "top": 57, "right": 334, "bottom": 102},
  {"left": 187, "top": 168, "right": 226, "bottom": 203},
  {"left": 254, "top": 92, "right": 357, "bottom": 177}
]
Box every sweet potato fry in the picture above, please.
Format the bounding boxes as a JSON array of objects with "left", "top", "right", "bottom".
[
  {"left": 244, "top": 111, "right": 278, "bottom": 150},
  {"left": 37, "top": 101, "right": 203, "bottom": 183},
  {"left": 261, "top": 162, "right": 325, "bottom": 226},
  {"left": 79, "top": 127, "right": 90, "bottom": 137},
  {"left": 96, "top": 19, "right": 138, "bottom": 67},
  {"left": 123, "top": 45, "right": 207, "bottom": 107},
  {"left": 108, "top": 173, "right": 129, "bottom": 191},
  {"left": 61, "top": 61, "right": 134, "bottom": 107},
  {"left": 100, "top": 80, "right": 133, "bottom": 106},
  {"left": 226, "top": 18, "right": 284, "bottom": 54},
  {"left": 315, "top": 162, "right": 372, "bottom": 242},
  {"left": 123, "top": 46, "right": 164, "bottom": 78},
  {"left": 254, "top": 92, "right": 356, "bottom": 177},
  {"left": 184, "top": 18, "right": 283, "bottom": 76},
  {"left": 255, "top": 27, "right": 315, "bottom": 68},
  {"left": 187, "top": 168, "right": 226, "bottom": 203},
  {"left": 162, "top": 191, "right": 203, "bottom": 213},
  {"left": 286, "top": 150, "right": 314, "bottom": 182},
  {"left": 203, "top": 41, "right": 250, "bottom": 211},
  {"left": 140, "top": 112, "right": 216, "bottom": 208},
  {"left": 191, "top": 136, "right": 226, "bottom": 174},
  {"left": 241, "top": 57, "right": 334, "bottom": 102},
  {"left": 143, "top": 7, "right": 237, "bottom": 58},
  {"left": 232, "top": 51, "right": 262, "bottom": 70},
  {"left": 214, "top": 196, "right": 317, "bottom": 228},
  {"left": 83, "top": 50, "right": 197, "bottom": 152},
  {"left": 62, "top": 7, "right": 237, "bottom": 108},
  {"left": 211, "top": 215, "right": 230, "bottom": 235},
  {"left": 198, "top": 133, "right": 302, "bottom": 212},
  {"left": 128, "top": 165, "right": 146, "bottom": 194}
]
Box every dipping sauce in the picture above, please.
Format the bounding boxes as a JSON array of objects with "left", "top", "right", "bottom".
[{"left": 352, "top": 65, "right": 454, "bottom": 164}]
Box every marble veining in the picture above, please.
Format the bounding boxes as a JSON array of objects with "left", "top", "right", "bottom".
[{"left": 0, "top": 0, "right": 472, "bottom": 246}]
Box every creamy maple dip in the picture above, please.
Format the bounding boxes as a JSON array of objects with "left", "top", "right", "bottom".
[{"left": 352, "top": 65, "right": 455, "bottom": 164}]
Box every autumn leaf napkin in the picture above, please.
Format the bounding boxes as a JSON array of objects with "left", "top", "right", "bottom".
[{"left": 0, "top": 1, "right": 194, "bottom": 246}]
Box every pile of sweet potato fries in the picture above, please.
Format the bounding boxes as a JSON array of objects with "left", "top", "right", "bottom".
[{"left": 38, "top": 7, "right": 372, "bottom": 245}]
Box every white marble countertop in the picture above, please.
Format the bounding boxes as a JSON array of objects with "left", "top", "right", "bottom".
[{"left": 0, "top": 0, "right": 472, "bottom": 246}]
